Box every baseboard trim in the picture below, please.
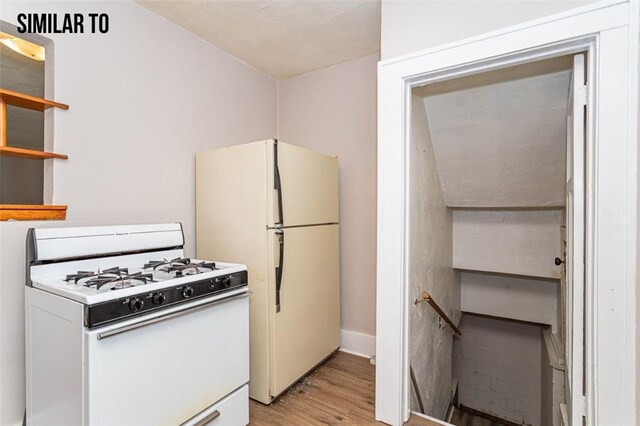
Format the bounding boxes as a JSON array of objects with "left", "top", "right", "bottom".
[{"left": 339, "top": 329, "right": 376, "bottom": 358}]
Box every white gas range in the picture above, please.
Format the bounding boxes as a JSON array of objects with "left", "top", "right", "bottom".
[{"left": 25, "top": 223, "right": 249, "bottom": 426}]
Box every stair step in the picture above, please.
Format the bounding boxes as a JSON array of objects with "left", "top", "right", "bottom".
[{"left": 449, "top": 406, "right": 517, "bottom": 426}]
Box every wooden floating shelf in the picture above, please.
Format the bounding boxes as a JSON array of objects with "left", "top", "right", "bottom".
[
  {"left": 0, "top": 204, "right": 67, "bottom": 221},
  {"left": 0, "top": 146, "right": 68, "bottom": 160},
  {"left": 0, "top": 88, "right": 69, "bottom": 111},
  {"left": 0, "top": 89, "right": 69, "bottom": 220}
]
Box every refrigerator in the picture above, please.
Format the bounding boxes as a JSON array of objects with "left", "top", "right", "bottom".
[{"left": 196, "top": 139, "right": 340, "bottom": 404}]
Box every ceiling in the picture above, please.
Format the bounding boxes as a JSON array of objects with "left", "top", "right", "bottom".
[
  {"left": 137, "top": 0, "right": 381, "bottom": 79},
  {"left": 415, "top": 57, "right": 573, "bottom": 208}
]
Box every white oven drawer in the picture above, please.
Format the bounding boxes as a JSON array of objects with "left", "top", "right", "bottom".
[
  {"left": 181, "top": 384, "right": 248, "bottom": 426},
  {"left": 84, "top": 291, "right": 249, "bottom": 426}
]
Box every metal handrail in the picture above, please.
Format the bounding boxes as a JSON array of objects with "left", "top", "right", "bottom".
[{"left": 414, "top": 291, "right": 462, "bottom": 336}]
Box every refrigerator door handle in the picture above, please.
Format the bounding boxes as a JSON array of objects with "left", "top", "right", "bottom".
[
  {"left": 275, "top": 227, "right": 284, "bottom": 313},
  {"left": 273, "top": 139, "right": 284, "bottom": 226}
]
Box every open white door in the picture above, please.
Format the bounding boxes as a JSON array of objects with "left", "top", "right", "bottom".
[{"left": 565, "top": 53, "right": 586, "bottom": 425}]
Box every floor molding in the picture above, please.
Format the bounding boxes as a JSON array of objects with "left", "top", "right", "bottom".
[{"left": 339, "top": 329, "right": 375, "bottom": 358}]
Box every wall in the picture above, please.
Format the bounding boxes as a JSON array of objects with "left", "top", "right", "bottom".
[
  {"left": 541, "top": 342, "right": 553, "bottom": 426},
  {"left": 461, "top": 272, "right": 559, "bottom": 331},
  {"left": 453, "top": 210, "right": 564, "bottom": 279},
  {"left": 408, "top": 94, "right": 460, "bottom": 419},
  {"left": 380, "top": 0, "right": 598, "bottom": 60},
  {"left": 453, "top": 314, "right": 542, "bottom": 426},
  {"left": 277, "top": 54, "right": 378, "bottom": 341},
  {"left": 420, "top": 64, "right": 571, "bottom": 209},
  {"left": 0, "top": 2, "right": 277, "bottom": 424}
]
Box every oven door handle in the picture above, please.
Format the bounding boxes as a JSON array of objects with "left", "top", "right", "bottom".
[
  {"left": 96, "top": 292, "right": 249, "bottom": 340},
  {"left": 180, "top": 408, "right": 220, "bottom": 426}
]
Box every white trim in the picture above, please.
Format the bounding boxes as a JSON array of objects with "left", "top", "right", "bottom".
[
  {"left": 376, "top": 1, "right": 637, "bottom": 425},
  {"left": 624, "top": 1, "right": 640, "bottom": 424},
  {"left": 542, "top": 328, "right": 565, "bottom": 371},
  {"left": 339, "top": 329, "right": 376, "bottom": 358}
]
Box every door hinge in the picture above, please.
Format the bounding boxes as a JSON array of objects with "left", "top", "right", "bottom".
[
  {"left": 576, "top": 394, "right": 587, "bottom": 417},
  {"left": 577, "top": 84, "right": 588, "bottom": 107}
]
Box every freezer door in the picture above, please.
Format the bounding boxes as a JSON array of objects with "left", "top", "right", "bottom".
[
  {"left": 271, "top": 141, "right": 339, "bottom": 227},
  {"left": 269, "top": 224, "right": 340, "bottom": 398}
]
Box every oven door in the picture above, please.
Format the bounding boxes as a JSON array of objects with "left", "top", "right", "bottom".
[{"left": 84, "top": 290, "right": 249, "bottom": 426}]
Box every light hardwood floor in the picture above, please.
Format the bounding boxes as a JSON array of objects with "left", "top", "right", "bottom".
[{"left": 249, "top": 351, "right": 438, "bottom": 425}]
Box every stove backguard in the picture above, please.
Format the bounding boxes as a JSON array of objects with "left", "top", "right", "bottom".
[{"left": 26, "top": 223, "right": 185, "bottom": 287}]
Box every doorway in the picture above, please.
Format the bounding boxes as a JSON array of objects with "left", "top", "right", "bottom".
[
  {"left": 375, "top": 3, "right": 638, "bottom": 425},
  {"left": 406, "top": 54, "right": 580, "bottom": 426}
]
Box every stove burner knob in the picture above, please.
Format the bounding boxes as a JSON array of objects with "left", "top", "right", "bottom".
[
  {"left": 129, "top": 297, "right": 144, "bottom": 312},
  {"left": 182, "top": 286, "right": 194, "bottom": 298},
  {"left": 221, "top": 276, "right": 232, "bottom": 289},
  {"left": 152, "top": 292, "right": 166, "bottom": 305}
]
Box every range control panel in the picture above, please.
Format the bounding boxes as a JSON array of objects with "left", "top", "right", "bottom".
[{"left": 85, "top": 271, "right": 248, "bottom": 328}]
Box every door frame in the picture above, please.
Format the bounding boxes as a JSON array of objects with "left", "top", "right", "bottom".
[{"left": 375, "top": 1, "right": 639, "bottom": 425}]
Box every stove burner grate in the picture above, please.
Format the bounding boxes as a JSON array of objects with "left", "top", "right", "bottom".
[
  {"left": 144, "top": 258, "right": 217, "bottom": 276},
  {"left": 87, "top": 272, "right": 155, "bottom": 290},
  {"left": 66, "top": 267, "right": 155, "bottom": 290},
  {"left": 65, "top": 270, "right": 98, "bottom": 283},
  {"left": 144, "top": 257, "right": 192, "bottom": 270}
]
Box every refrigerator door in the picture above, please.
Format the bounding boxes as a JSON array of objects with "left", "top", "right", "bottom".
[
  {"left": 268, "top": 224, "right": 340, "bottom": 398},
  {"left": 196, "top": 141, "right": 273, "bottom": 404},
  {"left": 270, "top": 141, "right": 339, "bottom": 227}
]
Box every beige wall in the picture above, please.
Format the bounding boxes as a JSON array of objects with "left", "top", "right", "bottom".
[
  {"left": 381, "top": 0, "right": 598, "bottom": 60},
  {"left": 277, "top": 54, "right": 378, "bottom": 336},
  {"left": 0, "top": 2, "right": 277, "bottom": 424}
]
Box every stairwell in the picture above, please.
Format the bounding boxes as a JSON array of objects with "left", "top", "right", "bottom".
[{"left": 449, "top": 405, "right": 524, "bottom": 426}]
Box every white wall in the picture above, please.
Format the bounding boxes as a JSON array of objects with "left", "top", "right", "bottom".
[
  {"left": 453, "top": 314, "right": 542, "bottom": 426},
  {"left": 408, "top": 94, "right": 460, "bottom": 419},
  {"left": 380, "top": 0, "right": 598, "bottom": 60},
  {"left": 461, "top": 272, "right": 559, "bottom": 331},
  {"left": 453, "top": 210, "right": 564, "bottom": 279},
  {"left": 0, "top": 2, "right": 277, "bottom": 424},
  {"left": 277, "top": 54, "right": 378, "bottom": 339},
  {"left": 421, "top": 66, "right": 570, "bottom": 209}
]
